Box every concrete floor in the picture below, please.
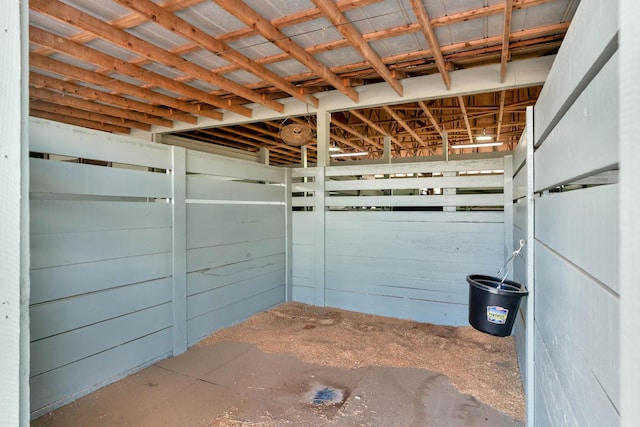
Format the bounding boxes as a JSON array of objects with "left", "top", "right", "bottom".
[{"left": 32, "top": 342, "right": 523, "bottom": 427}]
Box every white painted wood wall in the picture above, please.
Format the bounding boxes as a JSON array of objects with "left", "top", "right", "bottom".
[
  {"left": 291, "top": 158, "right": 510, "bottom": 325},
  {"left": 1, "top": 0, "right": 29, "bottom": 425},
  {"left": 28, "top": 118, "right": 286, "bottom": 418},
  {"left": 529, "top": 0, "right": 620, "bottom": 424}
]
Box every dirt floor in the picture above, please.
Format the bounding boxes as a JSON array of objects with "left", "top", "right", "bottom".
[{"left": 32, "top": 302, "right": 525, "bottom": 426}]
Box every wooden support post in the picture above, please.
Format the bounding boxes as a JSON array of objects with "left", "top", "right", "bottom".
[
  {"left": 171, "top": 146, "right": 187, "bottom": 355},
  {"left": 284, "top": 168, "right": 293, "bottom": 302},
  {"left": 503, "top": 155, "right": 514, "bottom": 276},
  {"left": 259, "top": 147, "right": 269, "bottom": 165},
  {"left": 620, "top": 1, "right": 639, "bottom": 425},
  {"left": 383, "top": 135, "right": 391, "bottom": 163},
  {"left": 316, "top": 110, "right": 330, "bottom": 167},
  {"left": 443, "top": 131, "right": 449, "bottom": 161},
  {"left": 1, "top": 0, "right": 29, "bottom": 424},
  {"left": 443, "top": 171, "right": 456, "bottom": 212},
  {"left": 524, "top": 106, "right": 535, "bottom": 427},
  {"left": 313, "top": 167, "right": 326, "bottom": 306}
]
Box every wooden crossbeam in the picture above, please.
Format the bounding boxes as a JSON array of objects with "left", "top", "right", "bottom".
[
  {"left": 29, "top": 72, "right": 173, "bottom": 128},
  {"left": 383, "top": 105, "right": 426, "bottom": 148},
  {"left": 457, "top": 96, "right": 474, "bottom": 143},
  {"left": 349, "top": 110, "right": 403, "bottom": 148},
  {"left": 409, "top": 0, "right": 451, "bottom": 90},
  {"left": 30, "top": 109, "right": 131, "bottom": 134},
  {"left": 497, "top": 90, "right": 507, "bottom": 141},
  {"left": 330, "top": 118, "right": 383, "bottom": 149},
  {"left": 417, "top": 101, "right": 444, "bottom": 137},
  {"left": 29, "top": 53, "right": 202, "bottom": 123},
  {"left": 501, "top": 0, "right": 514, "bottom": 82},
  {"left": 311, "top": 0, "right": 403, "bottom": 96},
  {"left": 29, "top": 26, "right": 246, "bottom": 117},
  {"left": 212, "top": 0, "right": 359, "bottom": 102}
]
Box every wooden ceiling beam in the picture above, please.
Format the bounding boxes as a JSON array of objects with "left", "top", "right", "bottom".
[
  {"left": 29, "top": 26, "right": 246, "bottom": 118},
  {"left": 31, "top": 0, "right": 285, "bottom": 113},
  {"left": 501, "top": 0, "right": 514, "bottom": 82},
  {"left": 29, "top": 53, "right": 202, "bottom": 124},
  {"left": 219, "top": 0, "right": 383, "bottom": 43},
  {"left": 330, "top": 118, "right": 383, "bottom": 149},
  {"left": 417, "top": 101, "right": 443, "bottom": 137},
  {"left": 30, "top": 99, "right": 150, "bottom": 132},
  {"left": 200, "top": 129, "right": 303, "bottom": 161},
  {"left": 29, "top": 72, "right": 173, "bottom": 128},
  {"left": 30, "top": 110, "right": 131, "bottom": 134},
  {"left": 409, "top": 0, "right": 451, "bottom": 90},
  {"left": 349, "top": 110, "right": 403, "bottom": 148},
  {"left": 497, "top": 90, "right": 507, "bottom": 141},
  {"left": 29, "top": 83, "right": 168, "bottom": 129},
  {"left": 383, "top": 105, "right": 427, "bottom": 148},
  {"left": 457, "top": 96, "right": 475, "bottom": 143},
  {"left": 258, "top": 26, "right": 566, "bottom": 95},
  {"left": 212, "top": 0, "right": 359, "bottom": 103},
  {"left": 110, "top": 0, "right": 318, "bottom": 109},
  {"left": 311, "top": 0, "right": 403, "bottom": 96}
]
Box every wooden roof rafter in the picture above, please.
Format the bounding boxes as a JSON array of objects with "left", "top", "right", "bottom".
[
  {"left": 501, "top": 0, "right": 514, "bottom": 82},
  {"left": 212, "top": 0, "right": 359, "bottom": 103},
  {"left": 409, "top": 0, "right": 451, "bottom": 90},
  {"left": 311, "top": 0, "right": 403, "bottom": 96},
  {"left": 109, "top": 0, "right": 319, "bottom": 109}
]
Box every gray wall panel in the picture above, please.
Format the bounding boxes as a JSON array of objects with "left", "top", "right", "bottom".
[
  {"left": 31, "top": 227, "right": 171, "bottom": 269},
  {"left": 30, "top": 278, "right": 172, "bottom": 341},
  {"left": 31, "top": 303, "right": 172, "bottom": 377},
  {"left": 187, "top": 285, "right": 284, "bottom": 346},
  {"left": 30, "top": 329, "right": 172, "bottom": 417},
  {"left": 30, "top": 253, "right": 171, "bottom": 305},
  {"left": 30, "top": 158, "right": 171, "bottom": 198}
]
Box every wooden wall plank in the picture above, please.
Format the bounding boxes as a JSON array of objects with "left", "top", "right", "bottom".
[
  {"left": 187, "top": 270, "right": 284, "bottom": 319},
  {"left": 535, "top": 242, "right": 619, "bottom": 423},
  {"left": 325, "top": 174, "right": 503, "bottom": 191},
  {"left": 513, "top": 165, "right": 527, "bottom": 201},
  {"left": 512, "top": 130, "right": 528, "bottom": 174},
  {"left": 326, "top": 193, "right": 504, "bottom": 207},
  {"left": 30, "top": 200, "right": 170, "bottom": 234},
  {"left": 186, "top": 175, "right": 285, "bottom": 202},
  {"left": 30, "top": 329, "right": 172, "bottom": 417},
  {"left": 31, "top": 227, "right": 171, "bottom": 269},
  {"left": 186, "top": 150, "right": 285, "bottom": 183},
  {"left": 187, "top": 254, "right": 284, "bottom": 297},
  {"left": 30, "top": 118, "right": 172, "bottom": 169},
  {"left": 186, "top": 206, "right": 284, "bottom": 249},
  {"left": 620, "top": 1, "right": 640, "bottom": 425},
  {"left": 31, "top": 303, "right": 172, "bottom": 377},
  {"left": 30, "top": 278, "right": 172, "bottom": 341},
  {"left": 30, "top": 158, "right": 172, "bottom": 198},
  {"left": 535, "top": 53, "right": 619, "bottom": 191},
  {"left": 534, "top": 0, "right": 618, "bottom": 145},
  {"left": 1, "top": 0, "right": 27, "bottom": 423},
  {"left": 187, "top": 286, "right": 284, "bottom": 346},
  {"left": 536, "top": 185, "right": 619, "bottom": 290},
  {"left": 325, "top": 158, "right": 504, "bottom": 177},
  {"left": 171, "top": 146, "right": 187, "bottom": 355},
  {"left": 30, "top": 253, "right": 171, "bottom": 305},
  {"left": 534, "top": 325, "right": 578, "bottom": 426},
  {"left": 187, "top": 237, "right": 285, "bottom": 274}
]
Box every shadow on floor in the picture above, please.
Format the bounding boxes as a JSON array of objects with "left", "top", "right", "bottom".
[{"left": 32, "top": 341, "right": 522, "bottom": 427}]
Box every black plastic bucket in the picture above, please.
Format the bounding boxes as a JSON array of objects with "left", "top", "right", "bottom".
[{"left": 467, "top": 274, "right": 528, "bottom": 337}]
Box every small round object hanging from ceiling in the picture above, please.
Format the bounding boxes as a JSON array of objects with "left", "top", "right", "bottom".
[{"left": 280, "top": 123, "right": 314, "bottom": 146}]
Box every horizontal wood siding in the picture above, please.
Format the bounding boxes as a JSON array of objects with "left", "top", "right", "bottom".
[
  {"left": 532, "top": 3, "right": 620, "bottom": 423},
  {"left": 292, "top": 212, "right": 316, "bottom": 304},
  {"left": 324, "top": 211, "right": 504, "bottom": 325},
  {"left": 29, "top": 120, "right": 174, "bottom": 417},
  {"left": 184, "top": 158, "right": 286, "bottom": 346},
  {"left": 29, "top": 118, "right": 287, "bottom": 418}
]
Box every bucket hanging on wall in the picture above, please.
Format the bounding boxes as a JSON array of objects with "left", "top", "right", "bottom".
[{"left": 467, "top": 240, "right": 529, "bottom": 337}]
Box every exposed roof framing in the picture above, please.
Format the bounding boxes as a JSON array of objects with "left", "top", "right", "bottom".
[{"left": 27, "top": 0, "right": 578, "bottom": 164}]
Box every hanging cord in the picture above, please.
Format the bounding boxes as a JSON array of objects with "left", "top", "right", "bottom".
[{"left": 496, "top": 239, "right": 526, "bottom": 286}]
